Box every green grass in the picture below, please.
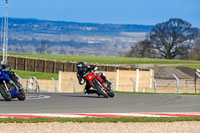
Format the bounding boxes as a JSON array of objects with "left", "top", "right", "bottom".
[
  {"left": 174, "top": 65, "right": 200, "bottom": 70},
  {"left": 8, "top": 53, "right": 200, "bottom": 64},
  {"left": 0, "top": 117, "right": 200, "bottom": 123},
  {"left": 13, "top": 70, "right": 58, "bottom": 80}
]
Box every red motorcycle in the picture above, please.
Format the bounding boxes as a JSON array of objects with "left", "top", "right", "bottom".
[{"left": 84, "top": 71, "right": 114, "bottom": 98}]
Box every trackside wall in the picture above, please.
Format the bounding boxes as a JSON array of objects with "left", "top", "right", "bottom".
[{"left": 58, "top": 70, "right": 152, "bottom": 92}]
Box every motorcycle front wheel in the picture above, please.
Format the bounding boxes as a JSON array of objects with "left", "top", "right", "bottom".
[
  {"left": 94, "top": 80, "right": 109, "bottom": 98},
  {"left": 107, "top": 87, "right": 114, "bottom": 98},
  {"left": 0, "top": 84, "right": 12, "bottom": 101}
]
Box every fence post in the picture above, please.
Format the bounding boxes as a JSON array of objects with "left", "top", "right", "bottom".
[
  {"left": 150, "top": 69, "right": 153, "bottom": 89},
  {"left": 129, "top": 78, "right": 136, "bottom": 92},
  {"left": 136, "top": 69, "right": 140, "bottom": 92},
  {"left": 58, "top": 71, "right": 62, "bottom": 93},
  {"left": 51, "top": 77, "right": 57, "bottom": 92},
  {"left": 24, "top": 58, "right": 27, "bottom": 71},
  {"left": 44, "top": 60, "right": 47, "bottom": 73},
  {"left": 34, "top": 59, "right": 37, "bottom": 72},
  {"left": 25, "top": 79, "right": 29, "bottom": 93},
  {"left": 15, "top": 56, "right": 17, "bottom": 70},
  {"left": 172, "top": 74, "right": 179, "bottom": 94},
  {"left": 116, "top": 69, "right": 119, "bottom": 91},
  {"left": 28, "top": 78, "right": 34, "bottom": 91},
  {"left": 196, "top": 71, "right": 200, "bottom": 93},
  {"left": 53, "top": 61, "right": 57, "bottom": 73},
  {"left": 70, "top": 78, "right": 77, "bottom": 93},
  {"left": 151, "top": 76, "right": 157, "bottom": 93}
]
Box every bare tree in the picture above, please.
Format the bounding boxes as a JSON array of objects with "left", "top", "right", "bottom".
[
  {"left": 124, "top": 39, "right": 156, "bottom": 58},
  {"left": 150, "top": 18, "right": 199, "bottom": 59},
  {"left": 189, "top": 39, "right": 200, "bottom": 60}
]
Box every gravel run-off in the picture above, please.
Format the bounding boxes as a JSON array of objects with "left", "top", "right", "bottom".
[{"left": 1, "top": 122, "right": 200, "bottom": 133}]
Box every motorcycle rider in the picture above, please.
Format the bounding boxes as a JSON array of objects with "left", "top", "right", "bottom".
[
  {"left": 1, "top": 64, "right": 22, "bottom": 89},
  {"left": 76, "top": 62, "right": 111, "bottom": 95}
]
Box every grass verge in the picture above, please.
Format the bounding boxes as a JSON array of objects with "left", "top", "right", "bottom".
[
  {"left": 174, "top": 65, "right": 200, "bottom": 70},
  {"left": 8, "top": 53, "right": 200, "bottom": 64},
  {"left": 13, "top": 70, "right": 58, "bottom": 80},
  {"left": 0, "top": 117, "right": 200, "bottom": 123}
]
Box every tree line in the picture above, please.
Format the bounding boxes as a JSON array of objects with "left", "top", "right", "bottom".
[
  {"left": 125, "top": 18, "right": 200, "bottom": 60},
  {"left": 4, "top": 18, "right": 153, "bottom": 34}
]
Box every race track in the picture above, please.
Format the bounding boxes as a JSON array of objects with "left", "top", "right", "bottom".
[{"left": 0, "top": 93, "right": 200, "bottom": 113}]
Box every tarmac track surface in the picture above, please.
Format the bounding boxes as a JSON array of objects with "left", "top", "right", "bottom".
[{"left": 0, "top": 93, "right": 200, "bottom": 113}]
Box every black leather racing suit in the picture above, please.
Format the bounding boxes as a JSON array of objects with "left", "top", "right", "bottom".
[{"left": 76, "top": 65, "right": 106, "bottom": 95}]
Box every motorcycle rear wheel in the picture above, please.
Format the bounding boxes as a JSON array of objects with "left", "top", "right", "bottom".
[{"left": 0, "top": 85, "right": 12, "bottom": 101}]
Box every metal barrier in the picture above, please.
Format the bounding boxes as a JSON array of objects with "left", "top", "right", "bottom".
[
  {"left": 32, "top": 76, "right": 40, "bottom": 92},
  {"left": 24, "top": 76, "right": 40, "bottom": 92},
  {"left": 129, "top": 78, "right": 136, "bottom": 92},
  {"left": 20, "top": 70, "right": 200, "bottom": 94},
  {"left": 25, "top": 78, "right": 33, "bottom": 92},
  {"left": 109, "top": 80, "right": 115, "bottom": 91},
  {"left": 51, "top": 77, "right": 57, "bottom": 92},
  {"left": 151, "top": 76, "right": 157, "bottom": 93},
  {"left": 70, "top": 78, "right": 77, "bottom": 93},
  {"left": 173, "top": 74, "right": 179, "bottom": 94},
  {"left": 196, "top": 72, "right": 200, "bottom": 78}
]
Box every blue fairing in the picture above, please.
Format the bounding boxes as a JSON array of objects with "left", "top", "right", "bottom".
[
  {"left": 0, "top": 68, "right": 24, "bottom": 100},
  {"left": 0, "top": 69, "right": 11, "bottom": 82},
  {"left": 10, "top": 90, "right": 19, "bottom": 96}
]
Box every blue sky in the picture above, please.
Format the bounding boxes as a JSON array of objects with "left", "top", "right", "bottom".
[{"left": 0, "top": 0, "right": 200, "bottom": 27}]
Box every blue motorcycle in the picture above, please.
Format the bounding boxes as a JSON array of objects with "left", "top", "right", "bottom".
[{"left": 0, "top": 69, "right": 26, "bottom": 101}]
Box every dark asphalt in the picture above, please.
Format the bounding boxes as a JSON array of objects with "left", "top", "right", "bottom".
[{"left": 0, "top": 93, "right": 200, "bottom": 113}]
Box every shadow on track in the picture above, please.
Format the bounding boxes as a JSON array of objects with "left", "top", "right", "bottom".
[
  {"left": 60, "top": 94, "right": 105, "bottom": 98},
  {"left": 0, "top": 97, "right": 19, "bottom": 102},
  {"left": 0, "top": 99, "right": 18, "bottom": 102}
]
